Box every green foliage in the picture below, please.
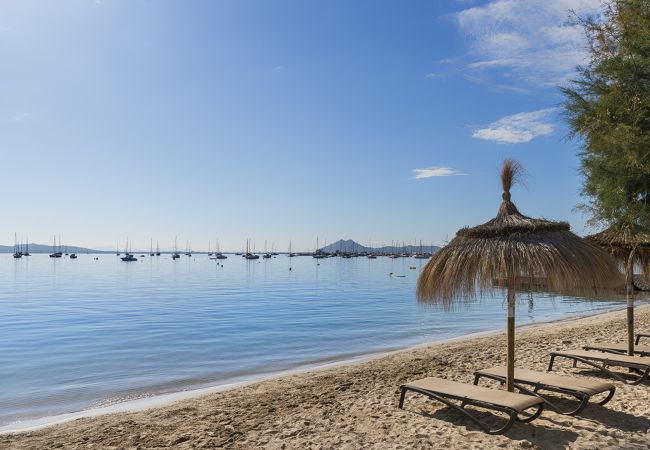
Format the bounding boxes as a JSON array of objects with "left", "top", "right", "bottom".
[{"left": 562, "top": 0, "right": 650, "bottom": 230}]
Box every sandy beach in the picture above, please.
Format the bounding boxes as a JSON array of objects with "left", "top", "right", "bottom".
[{"left": 3, "top": 305, "right": 650, "bottom": 449}]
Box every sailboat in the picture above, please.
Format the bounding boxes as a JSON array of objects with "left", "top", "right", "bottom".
[
  {"left": 244, "top": 238, "right": 259, "bottom": 259},
  {"left": 49, "top": 235, "right": 62, "bottom": 258},
  {"left": 150, "top": 239, "right": 154, "bottom": 256},
  {"left": 116, "top": 241, "right": 120, "bottom": 256},
  {"left": 121, "top": 238, "right": 137, "bottom": 261},
  {"left": 313, "top": 237, "right": 327, "bottom": 258},
  {"left": 156, "top": 241, "right": 161, "bottom": 256},
  {"left": 185, "top": 241, "right": 192, "bottom": 257},
  {"left": 214, "top": 239, "right": 227, "bottom": 259},
  {"left": 23, "top": 237, "right": 30, "bottom": 256},
  {"left": 263, "top": 240, "right": 272, "bottom": 258},
  {"left": 172, "top": 237, "right": 181, "bottom": 259},
  {"left": 50, "top": 236, "right": 57, "bottom": 258},
  {"left": 13, "top": 233, "right": 22, "bottom": 258},
  {"left": 413, "top": 240, "right": 430, "bottom": 259},
  {"left": 288, "top": 240, "right": 293, "bottom": 271},
  {"left": 208, "top": 241, "right": 213, "bottom": 257},
  {"left": 367, "top": 239, "right": 376, "bottom": 259}
]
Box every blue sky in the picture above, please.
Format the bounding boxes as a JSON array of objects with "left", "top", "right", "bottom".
[{"left": 0, "top": 0, "right": 603, "bottom": 251}]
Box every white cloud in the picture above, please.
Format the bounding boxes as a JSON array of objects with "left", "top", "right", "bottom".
[
  {"left": 472, "top": 108, "right": 556, "bottom": 144},
  {"left": 11, "top": 112, "right": 32, "bottom": 123},
  {"left": 413, "top": 167, "right": 465, "bottom": 179},
  {"left": 456, "top": 0, "right": 602, "bottom": 86},
  {"left": 272, "top": 65, "right": 286, "bottom": 72}
]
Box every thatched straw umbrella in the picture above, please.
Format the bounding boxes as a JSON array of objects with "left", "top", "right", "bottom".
[
  {"left": 586, "top": 225, "right": 650, "bottom": 355},
  {"left": 417, "top": 159, "right": 623, "bottom": 392}
]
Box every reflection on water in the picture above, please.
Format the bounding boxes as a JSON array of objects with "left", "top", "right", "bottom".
[{"left": 0, "top": 253, "right": 629, "bottom": 427}]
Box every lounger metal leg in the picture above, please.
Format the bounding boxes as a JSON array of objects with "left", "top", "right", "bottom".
[
  {"left": 516, "top": 404, "right": 544, "bottom": 423},
  {"left": 597, "top": 388, "right": 616, "bottom": 406},
  {"left": 547, "top": 355, "right": 556, "bottom": 372},
  {"left": 398, "top": 388, "right": 406, "bottom": 409}
]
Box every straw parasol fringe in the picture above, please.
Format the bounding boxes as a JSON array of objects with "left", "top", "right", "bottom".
[
  {"left": 586, "top": 225, "right": 650, "bottom": 267},
  {"left": 586, "top": 224, "right": 650, "bottom": 355},
  {"left": 417, "top": 160, "right": 622, "bottom": 308}
]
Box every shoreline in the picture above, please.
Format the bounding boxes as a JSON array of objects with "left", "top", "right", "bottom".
[{"left": 1, "top": 302, "right": 640, "bottom": 436}]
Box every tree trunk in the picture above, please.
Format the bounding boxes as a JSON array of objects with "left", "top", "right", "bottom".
[
  {"left": 626, "top": 248, "right": 636, "bottom": 356},
  {"left": 507, "top": 280, "right": 515, "bottom": 392}
]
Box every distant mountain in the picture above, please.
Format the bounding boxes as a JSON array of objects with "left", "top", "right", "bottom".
[
  {"left": 0, "top": 244, "right": 109, "bottom": 254},
  {"left": 319, "top": 239, "right": 440, "bottom": 254}
]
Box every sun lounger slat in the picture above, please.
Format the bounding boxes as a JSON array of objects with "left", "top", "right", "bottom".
[
  {"left": 548, "top": 350, "right": 650, "bottom": 385},
  {"left": 583, "top": 343, "right": 650, "bottom": 357},
  {"left": 398, "top": 377, "right": 544, "bottom": 435},
  {"left": 474, "top": 366, "right": 615, "bottom": 415}
]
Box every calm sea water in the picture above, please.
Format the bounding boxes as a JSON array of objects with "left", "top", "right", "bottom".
[{"left": 0, "top": 253, "right": 627, "bottom": 428}]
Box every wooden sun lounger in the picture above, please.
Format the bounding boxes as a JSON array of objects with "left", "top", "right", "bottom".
[
  {"left": 636, "top": 333, "right": 650, "bottom": 345},
  {"left": 548, "top": 350, "right": 650, "bottom": 385},
  {"left": 398, "top": 377, "right": 544, "bottom": 434},
  {"left": 583, "top": 342, "right": 650, "bottom": 357},
  {"left": 473, "top": 366, "right": 615, "bottom": 415}
]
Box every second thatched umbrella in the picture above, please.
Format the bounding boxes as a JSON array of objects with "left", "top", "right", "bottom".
[
  {"left": 417, "top": 160, "right": 623, "bottom": 392},
  {"left": 586, "top": 224, "right": 650, "bottom": 355}
]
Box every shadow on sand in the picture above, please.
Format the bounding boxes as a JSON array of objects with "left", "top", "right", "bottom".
[{"left": 420, "top": 406, "right": 579, "bottom": 448}]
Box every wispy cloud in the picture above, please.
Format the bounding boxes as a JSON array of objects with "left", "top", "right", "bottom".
[
  {"left": 455, "top": 0, "right": 602, "bottom": 87},
  {"left": 11, "top": 112, "right": 32, "bottom": 123},
  {"left": 472, "top": 108, "right": 556, "bottom": 144},
  {"left": 413, "top": 167, "right": 465, "bottom": 179},
  {"left": 271, "top": 65, "right": 286, "bottom": 72}
]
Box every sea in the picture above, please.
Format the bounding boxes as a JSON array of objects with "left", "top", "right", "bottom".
[{"left": 0, "top": 253, "right": 630, "bottom": 430}]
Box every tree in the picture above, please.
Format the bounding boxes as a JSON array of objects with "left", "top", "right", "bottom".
[
  {"left": 563, "top": 0, "right": 650, "bottom": 356},
  {"left": 562, "top": 0, "right": 650, "bottom": 232}
]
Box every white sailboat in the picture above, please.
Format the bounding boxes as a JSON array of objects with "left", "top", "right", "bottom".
[
  {"left": 172, "top": 237, "right": 180, "bottom": 259},
  {"left": 13, "top": 233, "right": 21, "bottom": 258},
  {"left": 313, "top": 237, "right": 327, "bottom": 258},
  {"left": 121, "top": 238, "right": 137, "bottom": 261},
  {"left": 244, "top": 238, "right": 259, "bottom": 259}
]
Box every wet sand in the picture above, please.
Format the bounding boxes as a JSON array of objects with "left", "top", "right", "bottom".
[{"left": 3, "top": 305, "right": 650, "bottom": 449}]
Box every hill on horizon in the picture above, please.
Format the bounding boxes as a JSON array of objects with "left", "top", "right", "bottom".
[
  {"left": 0, "top": 243, "right": 110, "bottom": 254},
  {"left": 319, "top": 239, "right": 440, "bottom": 254}
]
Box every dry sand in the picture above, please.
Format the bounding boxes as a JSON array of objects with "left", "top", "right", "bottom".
[{"left": 3, "top": 306, "right": 650, "bottom": 449}]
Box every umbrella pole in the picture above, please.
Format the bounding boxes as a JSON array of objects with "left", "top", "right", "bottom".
[
  {"left": 626, "top": 249, "right": 636, "bottom": 356},
  {"left": 507, "top": 280, "right": 515, "bottom": 392}
]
